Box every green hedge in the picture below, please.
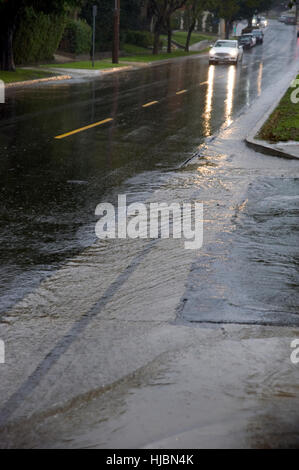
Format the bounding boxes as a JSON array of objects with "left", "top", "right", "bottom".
[
  {"left": 125, "top": 30, "right": 153, "bottom": 49},
  {"left": 59, "top": 19, "right": 92, "bottom": 55},
  {"left": 13, "top": 7, "right": 66, "bottom": 65}
]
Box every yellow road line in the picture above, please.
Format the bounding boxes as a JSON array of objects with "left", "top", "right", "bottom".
[
  {"left": 200, "top": 81, "right": 208, "bottom": 85},
  {"left": 176, "top": 89, "right": 187, "bottom": 95},
  {"left": 142, "top": 100, "right": 158, "bottom": 108},
  {"left": 55, "top": 118, "right": 114, "bottom": 139}
]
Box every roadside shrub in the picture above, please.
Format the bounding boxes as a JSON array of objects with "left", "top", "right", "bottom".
[
  {"left": 13, "top": 7, "right": 66, "bottom": 65},
  {"left": 59, "top": 19, "right": 92, "bottom": 55},
  {"left": 125, "top": 30, "right": 153, "bottom": 48}
]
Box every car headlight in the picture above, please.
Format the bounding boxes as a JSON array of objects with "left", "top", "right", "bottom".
[{"left": 230, "top": 50, "right": 237, "bottom": 56}]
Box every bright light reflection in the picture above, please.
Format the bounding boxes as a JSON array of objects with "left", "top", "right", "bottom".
[
  {"left": 224, "top": 65, "right": 236, "bottom": 127},
  {"left": 257, "top": 62, "right": 263, "bottom": 96},
  {"left": 203, "top": 65, "right": 215, "bottom": 136}
]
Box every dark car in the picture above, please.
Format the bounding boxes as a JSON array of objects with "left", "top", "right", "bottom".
[
  {"left": 252, "top": 29, "right": 264, "bottom": 44},
  {"left": 239, "top": 34, "right": 255, "bottom": 49},
  {"left": 285, "top": 16, "right": 296, "bottom": 25}
]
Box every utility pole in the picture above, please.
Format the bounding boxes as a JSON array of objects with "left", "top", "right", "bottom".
[
  {"left": 92, "top": 5, "right": 97, "bottom": 68},
  {"left": 112, "top": 0, "right": 120, "bottom": 64}
]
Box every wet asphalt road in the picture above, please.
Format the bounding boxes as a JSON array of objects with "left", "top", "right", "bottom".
[
  {"left": 0, "top": 20, "right": 297, "bottom": 313},
  {"left": 0, "top": 21, "right": 299, "bottom": 448}
]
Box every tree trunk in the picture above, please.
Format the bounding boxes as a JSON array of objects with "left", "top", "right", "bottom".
[
  {"left": 153, "top": 22, "right": 162, "bottom": 55},
  {"left": 248, "top": 17, "right": 253, "bottom": 29},
  {"left": 185, "top": 20, "right": 196, "bottom": 52},
  {"left": 0, "top": 24, "right": 16, "bottom": 71},
  {"left": 167, "top": 18, "right": 172, "bottom": 53},
  {"left": 225, "top": 20, "right": 230, "bottom": 39}
]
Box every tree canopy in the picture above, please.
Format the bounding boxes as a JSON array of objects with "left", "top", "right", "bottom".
[
  {"left": 0, "top": 0, "right": 82, "bottom": 70},
  {"left": 0, "top": 0, "right": 276, "bottom": 70}
]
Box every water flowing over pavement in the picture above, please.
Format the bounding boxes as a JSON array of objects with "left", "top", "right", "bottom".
[{"left": 0, "top": 21, "right": 299, "bottom": 448}]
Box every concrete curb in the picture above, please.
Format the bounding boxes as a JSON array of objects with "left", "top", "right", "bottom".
[
  {"left": 42, "top": 65, "right": 134, "bottom": 78},
  {"left": 42, "top": 52, "right": 209, "bottom": 78},
  {"left": 122, "top": 51, "right": 209, "bottom": 69},
  {"left": 245, "top": 77, "right": 299, "bottom": 160},
  {"left": 5, "top": 74, "right": 72, "bottom": 88}
]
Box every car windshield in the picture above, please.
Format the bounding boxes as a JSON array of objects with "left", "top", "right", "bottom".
[{"left": 214, "top": 41, "right": 236, "bottom": 48}]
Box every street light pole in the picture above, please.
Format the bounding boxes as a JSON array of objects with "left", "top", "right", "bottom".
[{"left": 112, "top": 0, "right": 120, "bottom": 64}]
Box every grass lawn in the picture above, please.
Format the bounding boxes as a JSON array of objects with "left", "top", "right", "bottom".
[
  {"left": 0, "top": 69, "right": 55, "bottom": 84},
  {"left": 44, "top": 49, "right": 207, "bottom": 70},
  {"left": 162, "top": 31, "right": 215, "bottom": 47},
  {"left": 43, "top": 60, "right": 126, "bottom": 69},
  {"left": 257, "top": 76, "right": 299, "bottom": 142},
  {"left": 120, "top": 49, "right": 205, "bottom": 63},
  {"left": 122, "top": 43, "right": 151, "bottom": 55}
]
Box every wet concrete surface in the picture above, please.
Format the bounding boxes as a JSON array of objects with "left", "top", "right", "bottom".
[
  {"left": 1, "top": 21, "right": 297, "bottom": 314},
  {"left": 0, "top": 21, "right": 299, "bottom": 448}
]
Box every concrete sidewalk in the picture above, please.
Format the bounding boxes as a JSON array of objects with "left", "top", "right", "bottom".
[
  {"left": 31, "top": 65, "right": 134, "bottom": 79},
  {"left": 189, "top": 39, "right": 210, "bottom": 51}
]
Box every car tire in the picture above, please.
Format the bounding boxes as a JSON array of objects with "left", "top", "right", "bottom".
[{"left": 209, "top": 60, "right": 214, "bottom": 65}]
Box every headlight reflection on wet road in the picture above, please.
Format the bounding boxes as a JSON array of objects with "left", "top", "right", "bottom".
[
  {"left": 224, "top": 65, "right": 236, "bottom": 128},
  {"left": 203, "top": 65, "right": 215, "bottom": 137}
]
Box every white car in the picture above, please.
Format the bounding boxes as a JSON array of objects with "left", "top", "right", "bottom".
[
  {"left": 209, "top": 40, "right": 243, "bottom": 65},
  {"left": 253, "top": 16, "right": 268, "bottom": 28},
  {"left": 259, "top": 17, "right": 268, "bottom": 28}
]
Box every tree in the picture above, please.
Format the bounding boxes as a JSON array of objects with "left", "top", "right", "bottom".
[
  {"left": 81, "top": 0, "right": 148, "bottom": 55},
  {"left": 149, "top": 0, "right": 188, "bottom": 54},
  {"left": 238, "top": 0, "right": 274, "bottom": 27},
  {"left": 216, "top": 0, "right": 240, "bottom": 38},
  {"left": 184, "top": 0, "right": 215, "bottom": 51},
  {"left": 0, "top": 0, "right": 82, "bottom": 71}
]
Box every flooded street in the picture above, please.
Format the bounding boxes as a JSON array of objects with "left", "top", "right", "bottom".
[{"left": 0, "top": 21, "right": 299, "bottom": 448}]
